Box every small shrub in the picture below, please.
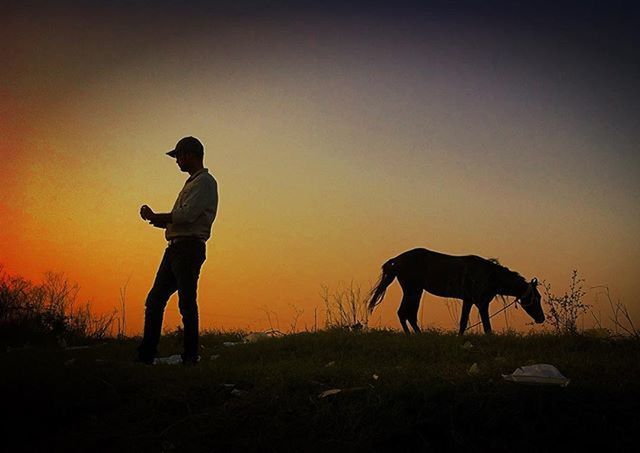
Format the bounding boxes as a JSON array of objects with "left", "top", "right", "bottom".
[
  {"left": 591, "top": 286, "right": 639, "bottom": 338},
  {"left": 320, "top": 282, "right": 369, "bottom": 330},
  {"left": 0, "top": 267, "right": 116, "bottom": 346},
  {"left": 542, "top": 270, "right": 589, "bottom": 334}
]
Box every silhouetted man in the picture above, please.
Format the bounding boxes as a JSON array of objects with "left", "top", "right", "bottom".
[{"left": 136, "top": 136, "right": 218, "bottom": 365}]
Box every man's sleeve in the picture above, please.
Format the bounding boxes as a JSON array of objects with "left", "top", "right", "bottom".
[{"left": 171, "top": 178, "right": 217, "bottom": 224}]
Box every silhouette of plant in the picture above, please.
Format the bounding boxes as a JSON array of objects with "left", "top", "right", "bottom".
[
  {"left": 0, "top": 266, "right": 116, "bottom": 345},
  {"left": 590, "top": 286, "right": 639, "bottom": 338},
  {"left": 320, "top": 282, "right": 369, "bottom": 330},
  {"left": 116, "top": 276, "right": 131, "bottom": 338},
  {"left": 542, "top": 270, "right": 589, "bottom": 334},
  {"left": 288, "top": 304, "right": 304, "bottom": 333}
]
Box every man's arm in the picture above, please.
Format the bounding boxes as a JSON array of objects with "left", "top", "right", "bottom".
[
  {"left": 150, "top": 219, "right": 168, "bottom": 229},
  {"left": 149, "top": 213, "right": 173, "bottom": 224},
  {"left": 140, "top": 205, "right": 172, "bottom": 228}
]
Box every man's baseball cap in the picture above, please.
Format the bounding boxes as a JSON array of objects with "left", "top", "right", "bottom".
[{"left": 166, "top": 136, "right": 204, "bottom": 158}]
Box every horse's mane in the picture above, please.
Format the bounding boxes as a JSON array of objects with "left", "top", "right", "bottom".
[{"left": 487, "top": 257, "right": 525, "bottom": 284}]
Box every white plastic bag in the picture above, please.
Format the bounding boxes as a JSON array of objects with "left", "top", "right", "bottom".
[{"left": 502, "top": 364, "right": 570, "bottom": 386}]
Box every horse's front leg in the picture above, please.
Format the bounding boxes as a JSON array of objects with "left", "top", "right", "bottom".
[
  {"left": 459, "top": 299, "right": 472, "bottom": 335},
  {"left": 478, "top": 303, "right": 493, "bottom": 335}
]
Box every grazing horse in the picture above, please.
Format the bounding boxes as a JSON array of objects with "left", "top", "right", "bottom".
[{"left": 368, "top": 248, "right": 545, "bottom": 334}]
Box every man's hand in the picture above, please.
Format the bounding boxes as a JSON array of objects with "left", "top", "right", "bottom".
[
  {"left": 141, "top": 205, "right": 173, "bottom": 227},
  {"left": 150, "top": 220, "right": 168, "bottom": 229},
  {"left": 140, "top": 205, "right": 155, "bottom": 221}
]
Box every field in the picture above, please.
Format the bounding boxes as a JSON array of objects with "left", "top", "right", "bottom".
[{"left": 2, "top": 330, "right": 639, "bottom": 452}]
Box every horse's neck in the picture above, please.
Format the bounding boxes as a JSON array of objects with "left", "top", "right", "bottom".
[{"left": 497, "top": 274, "right": 528, "bottom": 298}]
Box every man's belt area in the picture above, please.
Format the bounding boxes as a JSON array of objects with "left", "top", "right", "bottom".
[{"left": 167, "top": 237, "right": 206, "bottom": 246}]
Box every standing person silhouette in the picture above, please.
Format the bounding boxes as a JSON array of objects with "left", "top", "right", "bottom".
[{"left": 136, "top": 136, "right": 218, "bottom": 365}]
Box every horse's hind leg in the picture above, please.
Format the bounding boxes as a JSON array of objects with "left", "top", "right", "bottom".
[
  {"left": 398, "top": 283, "right": 422, "bottom": 335},
  {"left": 397, "top": 298, "right": 411, "bottom": 335},
  {"left": 406, "top": 289, "right": 423, "bottom": 333}
]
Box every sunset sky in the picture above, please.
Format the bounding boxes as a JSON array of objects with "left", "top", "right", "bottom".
[{"left": 2, "top": 1, "right": 639, "bottom": 334}]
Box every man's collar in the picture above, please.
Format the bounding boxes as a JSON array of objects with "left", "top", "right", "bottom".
[{"left": 187, "top": 167, "right": 208, "bottom": 182}]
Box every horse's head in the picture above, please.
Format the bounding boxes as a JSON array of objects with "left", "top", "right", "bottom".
[{"left": 519, "top": 278, "right": 544, "bottom": 324}]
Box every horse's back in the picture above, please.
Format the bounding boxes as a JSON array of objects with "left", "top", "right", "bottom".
[
  {"left": 393, "top": 248, "right": 494, "bottom": 298},
  {"left": 395, "top": 248, "right": 479, "bottom": 265}
]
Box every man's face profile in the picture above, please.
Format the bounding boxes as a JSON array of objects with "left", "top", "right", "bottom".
[{"left": 176, "top": 151, "right": 192, "bottom": 172}]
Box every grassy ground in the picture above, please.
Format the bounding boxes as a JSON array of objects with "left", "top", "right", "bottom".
[{"left": 2, "top": 329, "right": 639, "bottom": 452}]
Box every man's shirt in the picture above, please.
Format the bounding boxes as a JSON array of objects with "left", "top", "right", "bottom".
[{"left": 165, "top": 168, "right": 218, "bottom": 242}]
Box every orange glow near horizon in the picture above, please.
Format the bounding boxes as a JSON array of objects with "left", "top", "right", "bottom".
[{"left": 2, "top": 6, "right": 639, "bottom": 335}]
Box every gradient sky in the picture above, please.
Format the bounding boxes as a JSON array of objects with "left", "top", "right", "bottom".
[{"left": 2, "top": 1, "right": 639, "bottom": 334}]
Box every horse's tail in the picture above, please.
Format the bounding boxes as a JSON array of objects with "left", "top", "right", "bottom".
[{"left": 368, "top": 258, "right": 398, "bottom": 312}]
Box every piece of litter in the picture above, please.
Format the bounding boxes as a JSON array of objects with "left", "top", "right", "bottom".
[
  {"left": 372, "top": 374, "right": 379, "bottom": 380},
  {"left": 210, "top": 354, "right": 220, "bottom": 360},
  {"left": 502, "top": 364, "right": 570, "bottom": 387},
  {"left": 325, "top": 361, "right": 335, "bottom": 368},
  {"left": 230, "top": 389, "right": 248, "bottom": 397},
  {"left": 462, "top": 341, "right": 474, "bottom": 350},
  {"left": 243, "top": 332, "right": 271, "bottom": 343},
  {"left": 223, "top": 342, "right": 243, "bottom": 347},
  {"left": 154, "top": 355, "right": 182, "bottom": 365},
  {"left": 318, "top": 387, "right": 369, "bottom": 398},
  {"left": 468, "top": 363, "right": 480, "bottom": 375},
  {"left": 319, "top": 389, "right": 342, "bottom": 398}
]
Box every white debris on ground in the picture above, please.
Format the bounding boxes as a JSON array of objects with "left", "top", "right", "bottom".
[
  {"left": 318, "top": 387, "right": 371, "bottom": 398},
  {"left": 153, "top": 355, "right": 183, "bottom": 365},
  {"left": 462, "top": 341, "right": 474, "bottom": 350},
  {"left": 502, "top": 364, "right": 570, "bottom": 386},
  {"left": 222, "top": 331, "right": 278, "bottom": 347},
  {"left": 468, "top": 362, "right": 481, "bottom": 375},
  {"left": 243, "top": 332, "right": 272, "bottom": 343},
  {"left": 319, "top": 389, "right": 342, "bottom": 398}
]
